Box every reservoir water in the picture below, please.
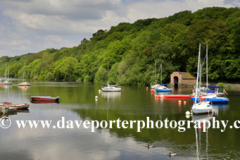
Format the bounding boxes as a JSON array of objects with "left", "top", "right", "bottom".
[{"left": 0, "top": 82, "right": 239, "bottom": 160}]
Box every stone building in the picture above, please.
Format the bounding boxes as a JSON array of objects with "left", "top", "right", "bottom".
[{"left": 170, "top": 72, "right": 196, "bottom": 87}]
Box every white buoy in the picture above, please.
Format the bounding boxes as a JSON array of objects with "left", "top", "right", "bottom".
[
  {"left": 184, "top": 101, "right": 186, "bottom": 104},
  {"left": 185, "top": 111, "right": 190, "bottom": 115},
  {"left": 95, "top": 96, "right": 98, "bottom": 99},
  {"left": 99, "top": 89, "right": 102, "bottom": 93},
  {"left": 178, "top": 100, "right": 181, "bottom": 103},
  {"left": 186, "top": 114, "right": 190, "bottom": 119}
]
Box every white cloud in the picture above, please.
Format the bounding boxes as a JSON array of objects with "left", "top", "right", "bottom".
[
  {"left": 2, "top": 0, "right": 127, "bottom": 35},
  {"left": 126, "top": 0, "right": 235, "bottom": 23},
  {"left": 0, "top": 0, "right": 238, "bottom": 56},
  {"left": 43, "top": 35, "right": 77, "bottom": 49}
]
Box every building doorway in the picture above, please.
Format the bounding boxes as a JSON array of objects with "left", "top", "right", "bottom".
[{"left": 174, "top": 76, "right": 178, "bottom": 88}]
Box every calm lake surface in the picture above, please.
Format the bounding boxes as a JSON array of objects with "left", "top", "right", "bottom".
[{"left": 0, "top": 82, "right": 240, "bottom": 160}]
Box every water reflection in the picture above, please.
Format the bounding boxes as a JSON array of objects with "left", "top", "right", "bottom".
[
  {"left": 192, "top": 114, "right": 213, "bottom": 160},
  {"left": 192, "top": 114, "right": 213, "bottom": 123},
  {"left": 100, "top": 92, "right": 121, "bottom": 100},
  {"left": 0, "top": 82, "right": 238, "bottom": 160},
  {"left": 1, "top": 85, "right": 12, "bottom": 89},
  {"left": 18, "top": 86, "right": 30, "bottom": 91},
  {"left": 31, "top": 101, "right": 60, "bottom": 104},
  {"left": 212, "top": 104, "right": 229, "bottom": 116},
  {"left": 0, "top": 110, "right": 17, "bottom": 117},
  {"left": 17, "top": 109, "right": 30, "bottom": 113},
  {"left": 0, "top": 109, "right": 29, "bottom": 117}
]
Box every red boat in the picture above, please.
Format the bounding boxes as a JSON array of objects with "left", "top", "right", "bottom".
[
  {"left": 0, "top": 102, "right": 12, "bottom": 106},
  {"left": 30, "top": 96, "right": 60, "bottom": 102},
  {"left": 156, "top": 94, "right": 191, "bottom": 100},
  {"left": 31, "top": 101, "right": 60, "bottom": 104},
  {"left": 11, "top": 103, "right": 30, "bottom": 109}
]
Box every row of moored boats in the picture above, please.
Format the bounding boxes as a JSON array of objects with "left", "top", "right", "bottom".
[
  {"left": 152, "top": 43, "right": 229, "bottom": 115},
  {"left": 1, "top": 62, "right": 30, "bottom": 86}
]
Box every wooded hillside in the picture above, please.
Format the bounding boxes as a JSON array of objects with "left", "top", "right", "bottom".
[{"left": 1, "top": 7, "right": 240, "bottom": 85}]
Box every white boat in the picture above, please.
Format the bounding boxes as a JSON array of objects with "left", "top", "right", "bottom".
[
  {"left": 192, "top": 101, "right": 213, "bottom": 115},
  {"left": 151, "top": 61, "right": 162, "bottom": 89},
  {"left": 193, "top": 85, "right": 225, "bottom": 97},
  {"left": 151, "top": 63, "right": 172, "bottom": 92},
  {"left": 151, "top": 84, "right": 161, "bottom": 89},
  {"left": 101, "top": 84, "right": 121, "bottom": 92},
  {"left": 2, "top": 80, "right": 12, "bottom": 85},
  {"left": 155, "top": 85, "right": 172, "bottom": 92},
  {"left": 194, "top": 43, "right": 225, "bottom": 97},
  {"left": 191, "top": 43, "right": 213, "bottom": 115},
  {"left": 17, "top": 62, "right": 31, "bottom": 86},
  {"left": 18, "top": 81, "right": 31, "bottom": 86},
  {"left": 2, "top": 66, "right": 12, "bottom": 85}
]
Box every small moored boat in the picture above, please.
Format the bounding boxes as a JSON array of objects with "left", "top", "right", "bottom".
[
  {"left": 192, "top": 101, "right": 213, "bottom": 115},
  {"left": 101, "top": 84, "right": 121, "bottom": 92},
  {"left": 191, "top": 94, "right": 229, "bottom": 104},
  {"left": 191, "top": 43, "right": 213, "bottom": 115},
  {"left": 30, "top": 96, "right": 60, "bottom": 102},
  {"left": 17, "top": 62, "right": 31, "bottom": 86},
  {"left": 18, "top": 82, "right": 31, "bottom": 86},
  {"left": 11, "top": 103, "right": 30, "bottom": 109},
  {"left": 155, "top": 85, "right": 172, "bottom": 92},
  {"left": 161, "top": 94, "right": 191, "bottom": 99},
  {"left": 2, "top": 80, "right": 12, "bottom": 85}
]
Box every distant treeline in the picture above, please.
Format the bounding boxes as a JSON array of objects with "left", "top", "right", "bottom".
[{"left": 1, "top": 7, "right": 240, "bottom": 85}]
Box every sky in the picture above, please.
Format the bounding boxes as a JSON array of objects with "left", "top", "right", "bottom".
[{"left": 0, "top": 0, "right": 239, "bottom": 57}]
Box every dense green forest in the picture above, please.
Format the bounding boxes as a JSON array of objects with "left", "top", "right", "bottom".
[{"left": 1, "top": 7, "right": 240, "bottom": 86}]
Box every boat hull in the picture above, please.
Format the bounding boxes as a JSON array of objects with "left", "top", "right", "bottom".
[
  {"left": 30, "top": 96, "right": 60, "bottom": 102},
  {"left": 192, "top": 109, "right": 212, "bottom": 115},
  {"left": 155, "top": 89, "right": 172, "bottom": 92},
  {"left": 191, "top": 96, "right": 228, "bottom": 104},
  {"left": 2, "top": 82, "right": 12, "bottom": 85},
  {"left": 191, "top": 102, "right": 213, "bottom": 115},
  {"left": 11, "top": 103, "right": 30, "bottom": 109},
  {"left": 151, "top": 84, "right": 161, "bottom": 89},
  {"left": 101, "top": 88, "right": 121, "bottom": 92},
  {"left": 163, "top": 95, "right": 191, "bottom": 99},
  {"left": 18, "top": 83, "right": 31, "bottom": 86}
]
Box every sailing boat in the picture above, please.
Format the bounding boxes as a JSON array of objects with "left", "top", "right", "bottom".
[
  {"left": 101, "top": 84, "right": 121, "bottom": 92},
  {"left": 155, "top": 63, "right": 172, "bottom": 92},
  {"left": 17, "top": 62, "right": 31, "bottom": 86},
  {"left": 101, "top": 61, "right": 121, "bottom": 92},
  {"left": 2, "top": 65, "right": 12, "bottom": 85},
  {"left": 191, "top": 43, "right": 228, "bottom": 104},
  {"left": 192, "top": 43, "right": 213, "bottom": 115},
  {"left": 198, "top": 42, "right": 225, "bottom": 97},
  {"left": 151, "top": 60, "right": 161, "bottom": 89}
]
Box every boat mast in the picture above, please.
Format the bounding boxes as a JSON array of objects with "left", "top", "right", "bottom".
[
  {"left": 23, "top": 62, "right": 25, "bottom": 81},
  {"left": 5, "top": 64, "right": 6, "bottom": 80},
  {"left": 155, "top": 60, "right": 156, "bottom": 85},
  {"left": 195, "top": 43, "right": 201, "bottom": 104},
  {"left": 161, "top": 64, "right": 162, "bottom": 85},
  {"left": 200, "top": 51, "right": 201, "bottom": 89},
  {"left": 206, "top": 42, "right": 208, "bottom": 90}
]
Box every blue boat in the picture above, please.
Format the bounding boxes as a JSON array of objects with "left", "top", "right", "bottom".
[
  {"left": 155, "top": 85, "right": 172, "bottom": 92},
  {"left": 191, "top": 95, "right": 228, "bottom": 104}
]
